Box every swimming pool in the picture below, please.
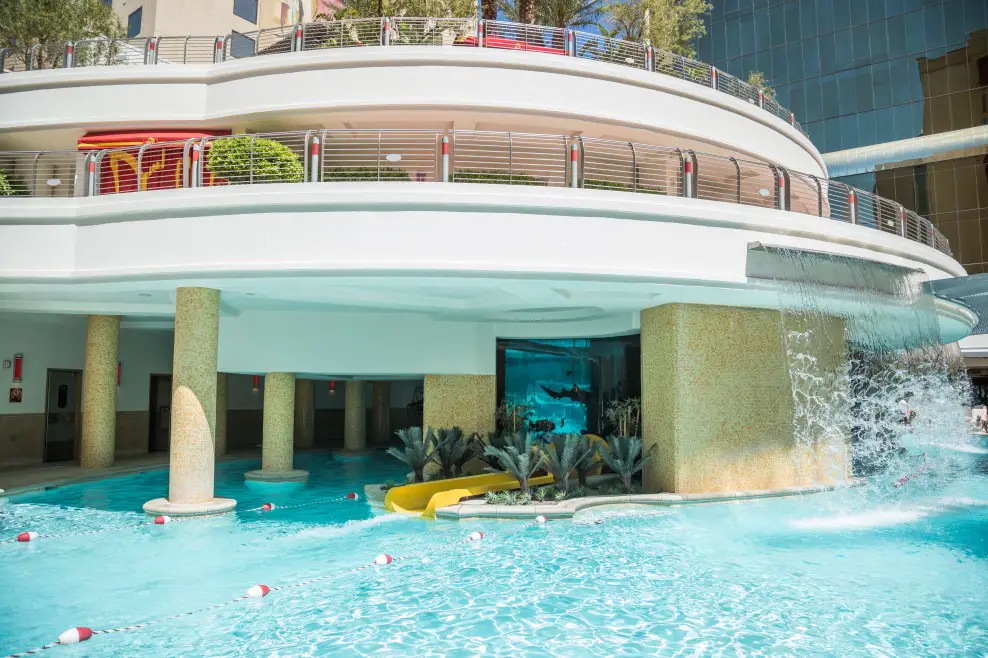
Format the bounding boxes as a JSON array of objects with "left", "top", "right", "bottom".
[{"left": 2, "top": 442, "right": 987, "bottom": 657}]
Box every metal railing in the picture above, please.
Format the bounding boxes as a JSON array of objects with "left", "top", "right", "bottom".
[
  {"left": 0, "top": 17, "right": 806, "bottom": 135},
  {"left": 0, "top": 128, "right": 950, "bottom": 256}
]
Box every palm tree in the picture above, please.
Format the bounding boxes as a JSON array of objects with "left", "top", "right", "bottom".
[
  {"left": 432, "top": 426, "right": 472, "bottom": 478},
  {"left": 386, "top": 427, "right": 433, "bottom": 482},
  {"left": 503, "top": 0, "right": 604, "bottom": 28},
  {"left": 482, "top": 0, "right": 498, "bottom": 20},
  {"left": 484, "top": 431, "right": 546, "bottom": 495},
  {"left": 572, "top": 434, "right": 600, "bottom": 487},
  {"left": 599, "top": 436, "right": 651, "bottom": 493},
  {"left": 543, "top": 434, "right": 595, "bottom": 493}
]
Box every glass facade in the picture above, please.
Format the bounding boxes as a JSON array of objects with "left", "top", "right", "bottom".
[{"left": 698, "top": 0, "right": 988, "bottom": 153}]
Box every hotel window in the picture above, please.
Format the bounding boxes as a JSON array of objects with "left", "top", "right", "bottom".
[
  {"left": 230, "top": 31, "right": 256, "bottom": 58},
  {"left": 233, "top": 0, "right": 258, "bottom": 23},
  {"left": 126, "top": 7, "right": 142, "bottom": 38}
]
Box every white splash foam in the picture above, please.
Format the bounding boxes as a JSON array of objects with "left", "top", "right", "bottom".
[
  {"left": 791, "top": 506, "right": 933, "bottom": 530},
  {"left": 293, "top": 513, "right": 413, "bottom": 539},
  {"left": 923, "top": 442, "right": 988, "bottom": 455}
]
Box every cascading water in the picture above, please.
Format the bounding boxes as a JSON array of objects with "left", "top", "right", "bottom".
[{"left": 758, "top": 247, "right": 974, "bottom": 495}]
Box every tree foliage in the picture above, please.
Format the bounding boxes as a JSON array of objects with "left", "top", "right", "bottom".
[
  {"left": 484, "top": 431, "right": 546, "bottom": 495},
  {"left": 206, "top": 136, "right": 304, "bottom": 185},
  {"left": 746, "top": 71, "right": 777, "bottom": 101},
  {"left": 338, "top": 0, "right": 475, "bottom": 18},
  {"left": 542, "top": 434, "right": 595, "bottom": 492},
  {"left": 604, "top": 0, "right": 711, "bottom": 58},
  {"left": 0, "top": 0, "right": 123, "bottom": 70},
  {"left": 0, "top": 171, "right": 16, "bottom": 196},
  {"left": 431, "top": 427, "right": 472, "bottom": 478},
  {"left": 502, "top": 0, "right": 606, "bottom": 29},
  {"left": 599, "top": 435, "right": 651, "bottom": 493},
  {"left": 387, "top": 427, "right": 434, "bottom": 482}
]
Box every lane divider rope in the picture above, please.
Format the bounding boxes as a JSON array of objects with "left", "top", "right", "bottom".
[
  {"left": 3, "top": 525, "right": 504, "bottom": 657},
  {"left": 244, "top": 492, "right": 359, "bottom": 513}
]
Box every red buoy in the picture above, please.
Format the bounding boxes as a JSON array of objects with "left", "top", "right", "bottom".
[
  {"left": 153, "top": 515, "right": 171, "bottom": 525},
  {"left": 261, "top": 503, "right": 274, "bottom": 511},
  {"left": 346, "top": 492, "right": 359, "bottom": 500},
  {"left": 57, "top": 627, "right": 93, "bottom": 644},
  {"left": 16, "top": 531, "right": 38, "bottom": 542},
  {"left": 246, "top": 584, "right": 270, "bottom": 598},
  {"left": 373, "top": 554, "right": 393, "bottom": 565}
]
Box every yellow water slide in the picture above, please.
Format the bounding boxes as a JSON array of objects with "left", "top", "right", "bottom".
[{"left": 383, "top": 435, "right": 608, "bottom": 519}]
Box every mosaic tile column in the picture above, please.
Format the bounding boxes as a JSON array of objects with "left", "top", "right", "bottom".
[
  {"left": 215, "top": 373, "right": 228, "bottom": 457},
  {"left": 640, "top": 303, "right": 848, "bottom": 494},
  {"left": 294, "top": 378, "right": 315, "bottom": 449},
  {"left": 80, "top": 315, "right": 120, "bottom": 469},
  {"left": 245, "top": 373, "right": 307, "bottom": 481},
  {"left": 144, "top": 288, "right": 235, "bottom": 516},
  {"left": 423, "top": 374, "right": 496, "bottom": 476},
  {"left": 343, "top": 380, "right": 367, "bottom": 453},
  {"left": 371, "top": 381, "right": 391, "bottom": 446}
]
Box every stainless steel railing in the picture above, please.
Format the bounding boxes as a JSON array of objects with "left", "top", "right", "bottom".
[
  {"left": 0, "top": 17, "right": 806, "bottom": 136},
  {"left": 0, "top": 128, "right": 950, "bottom": 257}
]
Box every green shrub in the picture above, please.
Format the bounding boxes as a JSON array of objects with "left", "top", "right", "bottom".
[
  {"left": 453, "top": 169, "right": 546, "bottom": 186},
  {"left": 207, "top": 135, "right": 303, "bottom": 185},
  {"left": 322, "top": 166, "right": 411, "bottom": 182},
  {"left": 583, "top": 178, "right": 666, "bottom": 195},
  {"left": 0, "top": 170, "right": 14, "bottom": 196}
]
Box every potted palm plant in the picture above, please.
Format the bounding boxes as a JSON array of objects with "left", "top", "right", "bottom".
[
  {"left": 386, "top": 427, "right": 433, "bottom": 483},
  {"left": 483, "top": 432, "right": 546, "bottom": 496}
]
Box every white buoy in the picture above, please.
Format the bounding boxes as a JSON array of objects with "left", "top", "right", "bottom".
[
  {"left": 57, "top": 627, "right": 93, "bottom": 644},
  {"left": 373, "top": 554, "right": 393, "bottom": 565},
  {"left": 467, "top": 531, "right": 484, "bottom": 541},
  {"left": 534, "top": 515, "right": 548, "bottom": 524},
  {"left": 247, "top": 584, "right": 271, "bottom": 598}
]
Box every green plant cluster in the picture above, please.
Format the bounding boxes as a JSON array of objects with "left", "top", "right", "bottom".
[
  {"left": 322, "top": 166, "right": 411, "bottom": 181},
  {"left": 206, "top": 135, "right": 304, "bottom": 185},
  {"left": 583, "top": 178, "right": 665, "bottom": 195},
  {"left": 452, "top": 169, "right": 546, "bottom": 186},
  {"left": 386, "top": 426, "right": 481, "bottom": 483},
  {"left": 0, "top": 170, "right": 17, "bottom": 196}
]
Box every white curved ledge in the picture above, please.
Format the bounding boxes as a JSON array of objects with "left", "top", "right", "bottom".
[{"left": 0, "top": 47, "right": 824, "bottom": 175}]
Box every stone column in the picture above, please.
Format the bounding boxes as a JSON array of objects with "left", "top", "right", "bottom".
[
  {"left": 215, "top": 373, "right": 228, "bottom": 457},
  {"left": 80, "top": 315, "right": 120, "bottom": 469},
  {"left": 371, "top": 381, "right": 391, "bottom": 446},
  {"left": 423, "top": 374, "right": 496, "bottom": 476},
  {"left": 144, "top": 288, "right": 235, "bottom": 516},
  {"left": 640, "top": 303, "right": 848, "bottom": 494},
  {"left": 294, "top": 378, "right": 315, "bottom": 449},
  {"left": 342, "top": 380, "right": 368, "bottom": 453},
  {"left": 247, "top": 373, "right": 308, "bottom": 481}
]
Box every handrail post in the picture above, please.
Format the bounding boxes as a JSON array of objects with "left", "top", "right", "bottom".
[
  {"left": 181, "top": 139, "right": 194, "bottom": 188},
  {"left": 683, "top": 154, "right": 693, "bottom": 198},
  {"left": 758, "top": 89, "right": 764, "bottom": 108},
  {"left": 293, "top": 23, "right": 303, "bottom": 52},
  {"left": 26, "top": 44, "right": 38, "bottom": 71},
  {"left": 144, "top": 38, "right": 158, "bottom": 65},
  {"left": 441, "top": 136, "right": 450, "bottom": 182},
  {"left": 310, "top": 135, "right": 320, "bottom": 182},
  {"left": 0, "top": 49, "right": 7, "bottom": 74},
  {"left": 190, "top": 144, "right": 201, "bottom": 188},
  {"left": 84, "top": 153, "right": 96, "bottom": 196},
  {"left": 790, "top": 111, "right": 795, "bottom": 127},
  {"left": 728, "top": 156, "right": 740, "bottom": 203},
  {"left": 898, "top": 203, "right": 907, "bottom": 238},
  {"left": 136, "top": 143, "right": 149, "bottom": 191},
  {"left": 629, "top": 142, "right": 637, "bottom": 192},
  {"left": 645, "top": 45, "right": 653, "bottom": 71},
  {"left": 382, "top": 17, "right": 391, "bottom": 46},
  {"left": 566, "top": 29, "right": 575, "bottom": 56},
  {"left": 93, "top": 151, "right": 105, "bottom": 196},
  {"left": 214, "top": 36, "right": 225, "bottom": 63},
  {"left": 64, "top": 42, "right": 75, "bottom": 68},
  {"left": 710, "top": 66, "right": 717, "bottom": 89},
  {"left": 848, "top": 187, "right": 857, "bottom": 224},
  {"left": 775, "top": 168, "right": 788, "bottom": 210},
  {"left": 477, "top": 20, "right": 485, "bottom": 47},
  {"left": 569, "top": 141, "right": 579, "bottom": 188}
]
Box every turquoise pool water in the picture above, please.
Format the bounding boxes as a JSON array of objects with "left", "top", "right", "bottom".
[{"left": 2, "top": 442, "right": 987, "bottom": 657}]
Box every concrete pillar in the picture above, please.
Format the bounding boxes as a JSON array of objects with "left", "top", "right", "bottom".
[
  {"left": 294, "top": 378, "right": 315, "bottom": 449},
  {"left": 80, "top": 315, "right": 120, "bottom": 469},
  {"left": 640, "top": 303, "right": 848, "bottom": 494},
  {"left": 423, "top": 374, "right": 496, "bottom": 475},
  {"left": 247, "top": 373, "right": 307, "bottom": 481},
  {"left": 371, "top": 381, "right": 391, "bottom": 446},
  {"left": 144, "top": 288, "right": 235, "bottom": 516},
  {"left": 343, "top": 380, "right": 367, "bottom": 453},
  {"left": 215, "top": 373, "right": 228, "bottom": 457}
]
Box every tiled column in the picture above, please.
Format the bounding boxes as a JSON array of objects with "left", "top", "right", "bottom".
[
  {"left": 247, "top": 373, "right": 308, "bottom": 481},
  {"left": 640, "top": 303, "right": 848, "bottom": 494},
  {"left": 144, "top": 288, "right": 235, "bottom": 516},
  {"left": 371, "top": 381, "right": 391, "bottom": 446},
  {"left": 423, "top": 374, "right": 496, "bottom": 476},
  {"left": 294, "top": 378, "right": 315, "bottom": 449},
  {"left": 80, "top": 315, "right": 120, "bottom": 469},
  {"left": 215, "top": 373, "right": 228, "bottom": 457},
  {"left": 342, "top": 380, "right": 368, "bottom": 453}
]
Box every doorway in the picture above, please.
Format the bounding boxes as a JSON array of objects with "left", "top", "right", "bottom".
[
  {"left": 148, "top": 374, "right": 172, "bottom": 453},
  {"left": 44, "top": 369, "right": 82, "bottom": 463}
]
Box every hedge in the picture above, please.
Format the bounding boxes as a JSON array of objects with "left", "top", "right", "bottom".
[
  {"left": 321, "top": 166, "right": 411, "bottom": 181},
  {"left": 0, "top": 170, "right": 14, "bottom": 196},
  {"left": 207, "top": 136, "right": 303, "bottom": 184},
  {"left": 452, "top": 169, "right": 546, "bottom": 185}
]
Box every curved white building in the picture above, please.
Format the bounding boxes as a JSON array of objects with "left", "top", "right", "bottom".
[{"left": 0, "top": 18, "right": 972, "bottom": 513}]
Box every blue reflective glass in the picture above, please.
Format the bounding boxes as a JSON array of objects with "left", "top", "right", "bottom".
[
  {"left": 963, "top": 0, "right": 988, "bottom": 35},
  {"left": 126, "top": 7, "right": 141, "bottom": 38},
  {"left": 869, "top": 19, "right": 889, "bottom": 60},
  {"left": 905, "top": 9, "right": 926, "bottom": 54},
  {"left": 872, "top": 60, "right": 893, "bottom": 108},
  {"left": 886, "top": 13, "right": 907, "bottom": 57},
  {"left": 889, "top": 56, "right": 915, "bottom": 104},
  {"left": 233, "top": 0, "right": 258, "bottom": 23},
  {"left": 697, "top": 34, "right": 712, "bottom": 63},
  {"left": 789, "top": 80, "right": 807, "bottom": 118},
  {"left": 788, "top": 41, "right": 804, "bottom": 80},
  {"left": 839, "top": 114, "right": 859, "bottom": 149},
  {"left": 943, "top": 0, "right": 965, "bottom": 46},
  {"left": 740, "top": 12, "right": 755, "bottom": 53},
  {"left": 821, "top": 73, "right": 840, "bottom": 118},
  {"left": 726, "top": 21, "right": 741, "bottom": 59},
  {"left": 770, "top": 6, "right": 786, "bottom": 47},
  {"left": 754, "top": 10, "right": 771, "bottom": 51},
  {"left": 803, "top": 37, "right": 821, "bottom": 77},
  {"left": 833, "top": 0, "right": 851, "bottom": 30},
  {"left": 756, "top": 49, "right": 773, "bottom": 79},
  {"left": 804, "top": 78, "right": 823, "bottom": 121},
  {"left": 772, "top": 44, "right": 789, "bottom": 81},
  {"left": 800, "top": 0, "right": 817, "bottom": 38},
  {"left": 925, "top": 5, "right": 947, "bottom": 50},
  {"left": 819, "top": 32, "right": 837, "bottom": 73},
  {"left": 852, "top": 23, "right": 871, "bottom": 64},
  {"left": 785, "top": 2, "right": 801, "bottom": 41},
  {"left": 822, "top": 116, "right": 842, "bottom": 150},
  {"left": 857, "top": 110, "right": 878, "bottom": 146},
  {"left": 712, "top": 22, "right": 727, "bottom": 63},
  {"left": 741, "top": 53, "right": 757, "bottom": 78},
  {"left": 835, "top": 29, "right": 853, "bottom": 69},
  {"left": 876, "top": 106, "right": 897, "bottom": 143},
  {"left": 855, "top": 65, "right": 875, "bottom": 112},
  {"left": 816, "top": 0, "right": 835, "bottom": 35},
  {"left": 838, "top": 68, "right": 857, "bottom": 114},
  {"left": 230, "top": 31, "right": 255, "bottom": 58},
  {"left": 867, "top": 0, "right": 887, "bottom": 22}
]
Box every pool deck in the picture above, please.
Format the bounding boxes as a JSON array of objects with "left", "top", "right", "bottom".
[
  {"left": 0, "top": 450, "right": 259, "bottom": 497},
  {"left": 434, "top": 479, "right": 869, "bottom": 520}
]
